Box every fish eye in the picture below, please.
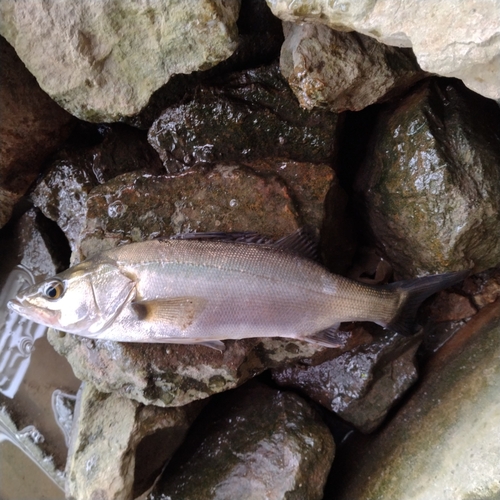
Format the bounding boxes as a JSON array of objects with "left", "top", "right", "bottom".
[{"left": 43, "top": 280, "right": 65, "bottom": 300}]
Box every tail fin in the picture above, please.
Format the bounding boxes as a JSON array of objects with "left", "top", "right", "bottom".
[{"left": 385, "top": 270, "right": 470, "bottom": 336}]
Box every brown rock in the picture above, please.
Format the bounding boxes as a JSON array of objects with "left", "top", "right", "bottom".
[{"left": 428, "top": 290, "right": 477, "bottom": 322}]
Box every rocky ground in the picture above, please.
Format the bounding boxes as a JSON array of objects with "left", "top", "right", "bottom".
[{"left": 0, "top": 1, "right": 499, "bottom": 499}]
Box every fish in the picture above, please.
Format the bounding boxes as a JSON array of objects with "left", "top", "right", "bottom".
[{"left": 7, "top": 229, "right": 469, "bottom": 350}]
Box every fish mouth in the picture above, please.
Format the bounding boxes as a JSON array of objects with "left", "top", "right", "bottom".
[
  {"left": 7, "top": 298, "right": 24, "bottom": 315},
  {"left": 7, "top": 298, "right": 59, "bottom": 327}
]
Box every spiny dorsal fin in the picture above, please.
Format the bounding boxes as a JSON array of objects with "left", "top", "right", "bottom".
[
  {"left": 131, "top": 296, "right": 207, "bottom": 331},
  {"left": 172, "top": 227, "right": 319, "bottom": 261},
  {"left": 171, "top": 231, "right": 274, "bottom": 245}
]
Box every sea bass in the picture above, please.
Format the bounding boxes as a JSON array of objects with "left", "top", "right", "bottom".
[{"left": 7, "top": 231, "right": 468, "bottom": 350}]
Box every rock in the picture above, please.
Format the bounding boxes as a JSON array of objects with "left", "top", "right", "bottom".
[
  {"left": 265, "top": 0, "right": 500, "bottom": 100},
  {"left": 149, "top": 383, "right": 334, "bottom": 500},
  {"left": 240, "top": 159, "right": 357, "bottom": 272},
  {"left": 65, "top": 383, "right": 205, "bottom": 500},
  {"left": 356, "top": 79, "right": 500, "bottom": 277},
  {"left": 333, "top": 299, "right": 500, "bottom": 500},
  {"left": 273, "top": 330, "right": 421, "bottom": 433},
  {"left": 0, "top": 35, "right": 74, "bottom": 228},
  {"left": 244, "top": 160, "right": 334, "bottom": 231},
  {"left": 76, "top": 160, "right": 344, "bottom": 262},
  {"left": 78, "top": 164, "right": 299, "bottom": 261},
  {"left": 463, "top": 267, "right": 500, "bottom": 309},
  {"left": 280, "top": 22, "right": 425, "bottom": 112},
  {"left": 0, "top": 1, "right": 240, "bottom": 121},
  {"left": 124, "top": 0, "right": 285, "bottom": 130},
  {"left": 147, "top": 63, "right": 339, "bottom": 174},
  {"left": 428, "top": 290, "right": 477, "bottom": 322},
  {"left": 3, "top": 208, "right": 66, "bottom": 279},
  {"left": 30, "top": 124, "right": 163, "bottom": 257},
  {"left": 47, "top": 326, "right": 370, "bottom": 408}
]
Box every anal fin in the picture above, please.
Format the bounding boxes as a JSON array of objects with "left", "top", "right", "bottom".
[
  {"left": 304, "top": 324, "right": 343, "bottom": 348},
  {"left": 131, "top": 296, "right": 206, "bottom": 331}
]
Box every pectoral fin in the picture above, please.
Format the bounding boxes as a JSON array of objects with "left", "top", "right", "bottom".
[{"left": 131, "top": 297, "right": 207, "bottom": 330}]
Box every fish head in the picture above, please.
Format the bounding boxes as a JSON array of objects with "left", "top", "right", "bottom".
[{"left": 7, "top": 258, "right": 136, "bottom": 336}]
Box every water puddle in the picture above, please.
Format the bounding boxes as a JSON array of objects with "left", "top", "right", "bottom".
[
  {"left": 0, "top": 266, "right": 46, "bottom": 398},
  {"left": 0, "top": 260, "right": 81, "bottom": 497}
]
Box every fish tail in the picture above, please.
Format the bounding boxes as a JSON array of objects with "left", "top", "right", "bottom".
[{"left": 384, "top": 270, "right": 470, "bottom": 336}]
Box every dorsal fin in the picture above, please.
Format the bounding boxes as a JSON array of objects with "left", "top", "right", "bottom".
[
  {"left": 171, "top": 228, "right": 319, "bottom": 261},
  {"left": 171, "top": 231, "right": 274, "bottom": 245}
]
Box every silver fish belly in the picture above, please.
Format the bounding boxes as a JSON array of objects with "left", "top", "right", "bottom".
[{"left": 7, "top": 237, "right": 469, "bottom": 348}]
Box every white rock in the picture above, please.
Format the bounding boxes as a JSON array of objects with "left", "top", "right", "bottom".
[
  {"left": 267, "top": 0, "right": 500, "bottom": 100},
  {"left": 0, "top": 0, "right": 240, "bottom": 121}
]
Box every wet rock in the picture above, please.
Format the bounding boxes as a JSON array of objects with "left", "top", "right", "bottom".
[
  {"left": 65, "top": 383, "right": 204, "bottom": 500},
  {"left": 245, "top": 159, "right": 357, "bottom": 272},
  {"left": 90, "top": 168, "right": 295, "bottom": 255},
  {"left": 333, "top": 300, "right": 500, "bottom": 500},
  {"left": 147, "top": 63, "right": 339, "bottom": 174},
  {"left": 0, "top": 36, "right": 74, "bottom": 228},
  {"left": 1, "top": 208, "right": 66, "bottom": 280},
  {"left": 77, "top": 164, "right": 302, "bottom": 261},
  {"left": 243, "top": 160, "right": 334, "bottom": 231},
  {"left": 356, "top": 79, "right": 500, "bottom": 277},
  {"left": 0, "top": 1, "right": 240, "bottom": 121},
  {"left": 266, "top": 0, "right": 500, "bottom": 100},
  {"left": 30, "top": 124, "right": 163, "bottom": 256},
  {"left": 463, "top": 267, "right": 500, "bottom": 309},
  {"left": 273, "top": 330, "right": 421, "bottom": 433},
  {"left": 149, "top": 383, "right": 334, "bottom": 500},
  {"left": 280, "top": 22, "right": 425, "bottom": 112}
]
